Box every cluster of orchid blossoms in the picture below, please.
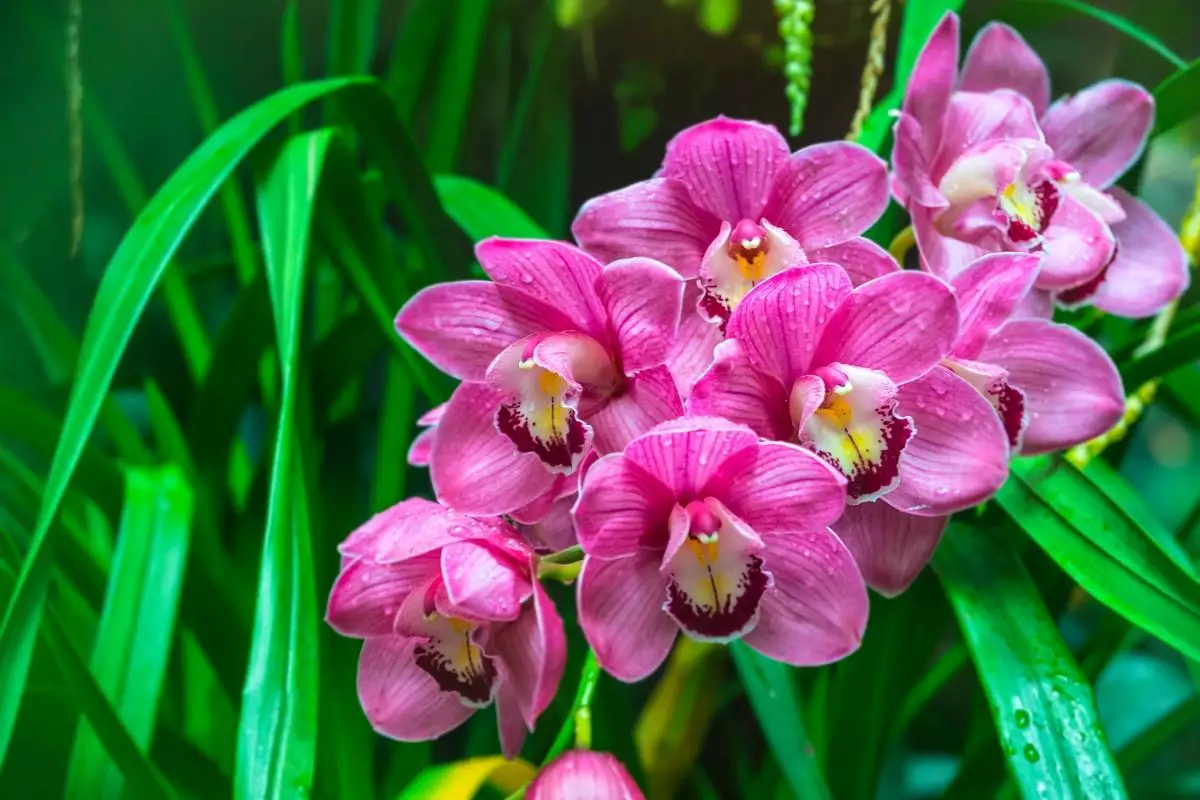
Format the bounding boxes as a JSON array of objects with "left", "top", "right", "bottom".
[{"left": 326, "top": 11, "right": 1188, "bottom": 768}]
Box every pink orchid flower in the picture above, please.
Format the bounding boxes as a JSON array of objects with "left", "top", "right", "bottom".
[
  {"left": 894, "top": 13, "right": 1188, "bottom": 317},
  {"left": 833, "top": 252, "right": 1124, "bottom": 595},
  {"left": 689, "top": 263, "right": 1011, "bottom": 519},
  {"left": 528, "top": 751, "right": 645, "bottom": 800},
  {"left": 572, "top": 117, "right": 891, "bottom": 392},
  {"left": 574, "top": 417, "right": 866, "bottom": 681},
  {"left": 396, "top": 238, "right": 686, "bottom": 515},
  {"left": 326, "top": 499, "right": 566, "bottom": 758}
]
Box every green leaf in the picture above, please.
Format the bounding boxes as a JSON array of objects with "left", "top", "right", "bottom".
[
  {"left": 371, "top": 356, "right": 415, "bottom": 511},
  {"left": 997, "top": 456, "right": 1200, "bottom": 663},
  {"left": 0, "top": 74, "right": 373, "bottom": 771},
  {"left": 327, "top": 0, "right": 381, "bottom": 76},
  {"left": 1120, "top": 321, "right": 1200, "bottom": 388},
  {"left": 730, "top": 642, "right": 832, "bottom": 800},
  {"left": 856, "top": 0, "right": 964, "bottom": 153},
  {"left": 235, "top": 130, "right": 330, "bottom": 800},
  {"left": 1153, "top": 59, "right": 1200, "bottom": 137},
  {"left": 425, "top": 0, "right": 492, "bottom": 172},
  {"left": 384, "top": 0, "right": 453, "bottom": 120},
  {"left": 1019, "top": 0, "right": 1186, "bottom": 70},
  {"left": 434, "top": 175, "right": 549, "bottom": 241},
  {"left": 66, "top": 465, "right": 194, "bottom": 798},
  {"left": 933, "top": 523, "right": 1127, "bottom": 799}
]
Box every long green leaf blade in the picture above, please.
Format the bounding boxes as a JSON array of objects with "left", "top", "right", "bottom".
[
  {"left": 1153, "top": 59, "right": 1200, "bottom": 136},
  {"left": 235, "top": 129, "right": 330, "bottom": 800},
  {"left": 730, "top": 642, "right": 832, "bottom": 800},
  {"left": 0, "top": 75, "right": 373, "bottom": 771},
  {"left": 66, "top": 465, "right": 194, "bottom": 797},
  {"left": 1020, "top": 0, "right": 1186, "bottom": 69},
  {"left": 934, "top": 524, "right": 1127, "bottom": 799},
  {"left": 434, "top": 175, "right": 549, "bottom": 241}
]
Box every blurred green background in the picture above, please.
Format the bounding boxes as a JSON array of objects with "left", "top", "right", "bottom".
[{"left": 1, "top": 1, "right": 1199, "bottom": 798}]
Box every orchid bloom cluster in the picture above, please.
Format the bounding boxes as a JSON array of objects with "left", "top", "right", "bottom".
[{"left": 325, "top": 11, "right": 1186, "bottom": 767}]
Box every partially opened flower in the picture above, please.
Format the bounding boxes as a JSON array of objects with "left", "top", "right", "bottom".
[
  {"left": 572, "top": 117, "right": 891, "bottom": 389},
  {"left": 528, "top": 751, "right": 645, "bottom": 800},
  {"left": 326, "top": 499, "right": 566, "bottom": 757},
  {"left": 834, "top": 252, "right": 1124, "bottom": 595},
  {"left": 690, "top": 263, "right": 1008, "bottom": 518},
  {"left": 893, "top": 13, "right": 1187, "bottom": 317},
  {"left": 397, "top": 239, "right": 685, "bottom": 514},
  {"left": 575, "top": 417, "right": 866, "bottom": 681}
]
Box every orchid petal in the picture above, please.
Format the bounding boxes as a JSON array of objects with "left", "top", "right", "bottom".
[
  {"left": 337, "top": 496, "right": 504, "bottom": 563},
  {"left": 598, "top": 258, "right": 685, "bottom": 372},
  {"left": 883, "top": 365, "right": 1010, "bottom": 515},
  {"left": 584, "top": 365, "right": 684, "bottom": 455},
  {"left": 932, "top": 90, "right": 1042, "bottom": 181},
  {"left": 661, "top": 117, "right": 790, "bottom": 222},
  {"left": 430, "top": 383, "right": 557, "bottom": 515},
  {"left": 440, "top": 541, "right": 533, "bottom": 623},
  {"left": 623, "top": 417, "right": 761, "bottom": 501},
  {"left": 491, "top": 577, "right": 567, "bottom": 728},
  {"left": 571, "top": 177, "right": 719, "bottom": 278},
  {"left": 763, "top": 142, "right": 890, "bottom": 249},
  {"left": 814, "top": 271, "right": 958, "bottom": 383},
  {"left": 726, "top": 263, "right": 853, "bottom": 384},
  {"left": 357, "top": 636, "right": 477, "bottom": 741},
  {"left": 476, "top": 238, "right": 608, "bottom": 339},
  {"left": 944, "top": 356, "right": 1029, "bottom": 450},
  {"left": 1036, "top": 194, "right": 1116, "bottom": 290},
  {"left": 912, "top": 203, "right": 990, "bottom": 280},
  {"left": 742, "top": 528, "right": 867, "bottom": 665},
  {"left": 951, "top": 252, "right": 1041, "bottom": 359},
  {"left": 520, "top": 495, "right": 578, "bottom": 552},
  {"left": 834, "top": 502, "right": 948, "bottom": 597},
  {"left": 666, "top": 288, "right": 725, "bottom": 397},
  {"left": 574, "top": 454, "right": 676, "bottom": 558},
  {"left": 959, "top": 22, "right": 1050, "bottom": 115},
  {"left": 407, "top": 427, "right": 437, "bottom": 467},
  {"left": 578, "top": 552, "right": 677, "bottom": 682},
  {"left": 326, "top": 553, "right": 441, "bottom": 638},
  {"left": 528, "top": 751, "right": 645, "bottom": 800},
  {"left": 687, "top": 340, "right": 794, "bottom": 441},
  {"left": 902, "top": 12, "right": 960, "bottom": 144},
  {"left": 979, "top": 319, "right": 1124, "bottom": 454},
  {"left": 808, "top": 237, "right": 901, "bottom": 287},
  {"left": 1041, "top": 80, "right": 1154, "bottom": 188},
  {"left": 496, "top": 680, "right": 527, "bottom": 760},
  {"left": 713, "top": 440, "right": 847, "bottom": 533},
  {"left": 699, "top": 221, "right": 808, "bottom": 323},
  {"left": 395, "top": 281, "right": 572, "bottom": 381},
  {"left": 892, "top": 113, "right": 945, "bottom": 209}
]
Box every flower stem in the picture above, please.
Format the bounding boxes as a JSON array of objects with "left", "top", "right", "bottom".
[
  {"left": 1066, "top": 166, "right": 1200, "bottom": 468},
  {"left": 847, "top": 0, "right": 891, "bottom": 141},
  {"left": 776, "top": 0, "right": 815, "bottom": 137},
  {"left": 540, "top": 544, "right": 584, "bottom": 564},
  {"left": 888, "top": 224, "right": 915, "bottom": 264}
]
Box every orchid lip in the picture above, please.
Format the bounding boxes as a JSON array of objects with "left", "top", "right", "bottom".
[{"left": 413, "top": 616, "right": 499, "bottom": 708}]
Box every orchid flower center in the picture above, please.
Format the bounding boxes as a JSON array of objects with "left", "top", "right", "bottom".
[
  {"left": 728, "top": 219, "right": 770, "bottom": 283},
  {"left": 413, "top": 610, "right": 498, "bottom": 707},
  {"left": 795, "top": 364, "right": 914, "bottom": 504},
  {"left": 699, "top": 219, "right": 806, "bottom": 328},
  {"left": 997, "top": 177, "right": 1059, "bottom": 245},
  {"left": 662, "top": 499, "right": 769, "bottom": 642}
]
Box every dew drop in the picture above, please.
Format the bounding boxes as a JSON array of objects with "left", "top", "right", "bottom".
[
  {"left": 1023, "top": 744, "right": 1040, "bottom": 763},
  {"left": 1014, "top": 709, "right": 1031, "bottom": 729}
]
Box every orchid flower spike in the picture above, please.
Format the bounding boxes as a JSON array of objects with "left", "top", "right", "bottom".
[
  {"left": 528, "top": 751, "right": 645, "bottom": 800},
  {"left": 574, "top": 417, "right": 866, "bottom": 682},
  {"left": 396, "top": 239, "right": 686, "bottom": 515},
  {"left": 892, "top": 12, "right": 1187, "bottom": 318},
  {"left": 326, "top": 499, "right": 566, "bottom": 758}
]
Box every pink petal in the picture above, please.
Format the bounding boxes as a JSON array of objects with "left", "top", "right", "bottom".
[
  {"left": 665, "top": 291, "right": 724, "bottom": 398},
  {"left": 959, "top": 23, "right": 1050, "bottom": 115},
  {"left": 762, "top": 142, "right": 890, "bottom": 249},
  {"left": 430, "top": 382, "right": 557, "bottom": 515},
  {"left": 944, "top": 356, "right": 1029, "bottom": 450},
  {"left": 598, "top": 258, "right": 685, "bottom": 373},
  {"left": 892, "top": 113, "right": 945, "bottom": 209},
  {"left": 807, "top": 237, "right": 901, "bottom": 287},
  {"left": 902, "top": 12, "right": 960, "bottom": 144},
  {"left": 932, "top": 90, "right": 1042, "bottom": 182},
  {"left": 978, "top": 319, "right": 1124, "bottom": 454},
  {"left": 661, "top": 116, "right": 790, "bottom": 222},
  {"left": 337, "top": 496, "right": 504, "bottom": 563},
  {"left": 356, "top": 636, "right": 476, "bottom": 741},
  {"left": 585, "top": 365, "right": 684, "bottom": 455},
  {"left": 912, "top": 203, "right": 990, "bottom": 280},
  {"left": 440, "top": 541, "right": 533, "bottom": 622},
  {"left": 395, "top": 281, "right": 572, "bottom": 381},
  {"left": 510, "top": 473, "right": 574, "bottom": 526},
  {"left": 883, "top": 366, "right": 1010, "bottom": 515},
  {"left": 528, "top": 751, "right": 646, "bottom": 800},
  {"left": 517, "top": 494, "right": 578, "bottom": 552},
  {"left": 1015, "top": 286, "right": 1055, "bottom": 319},
  {"left": 712, "top": 441, "right": 846, "bottom": 533},
  {"left": 936, "top": 139, "right": 1030, "bottom": 213},
  {"left": 491, "top": 577, "right": 567, "bottom": 728},
  {"left": 834, "top": 502, "right": 948, "bottom": 596},
  {"left": 578, "top": 552, "right": 677, "bottom": 682},
  {"left": 623, "top": 416, "right": 762, "bottom": 501},
  {"left": 726, "top": 263, "right": 853, "bottom": 385},
  {"left": 814, "top": 271, "right": 958, "bottom": 383},
  {"left": 574, "top": 454, "right": 676, "bottom": 558},
  {"left": 571, "top": 178, "right": 719, "bottom": 279},
  {"left": 951, "top": 252, "right": 1042, "bottom": 359},
  {"left": 687, "top": 340, "right": 794, "bottom": 441},
  {"left": 326, "top": 553, "right": 441, "bottom": 638},
  {"left": 1041, "top": 80, "right": 1154, "bottom": 188},
  {"left": 496, "top": 679, "right": 527, "bottom": 759},
  {"left": 407, "top": 426, "right": 437, "bottom": 467},
  {"left": 476, "top": 238, "right": 608, "bottom": 339},
  {"left": 1036, "top": 194, "right": 1116, "bottom": 291},
  {"left": 1082, "top": 188, "right": 1189, "bottom": 318},
  {"left": 742, "top": 528, "right": 868, "bottom": 665}
]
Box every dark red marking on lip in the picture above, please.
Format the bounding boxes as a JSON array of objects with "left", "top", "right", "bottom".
[{"left": 665, "top": 553, "right": 768, "bottom": 640}]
